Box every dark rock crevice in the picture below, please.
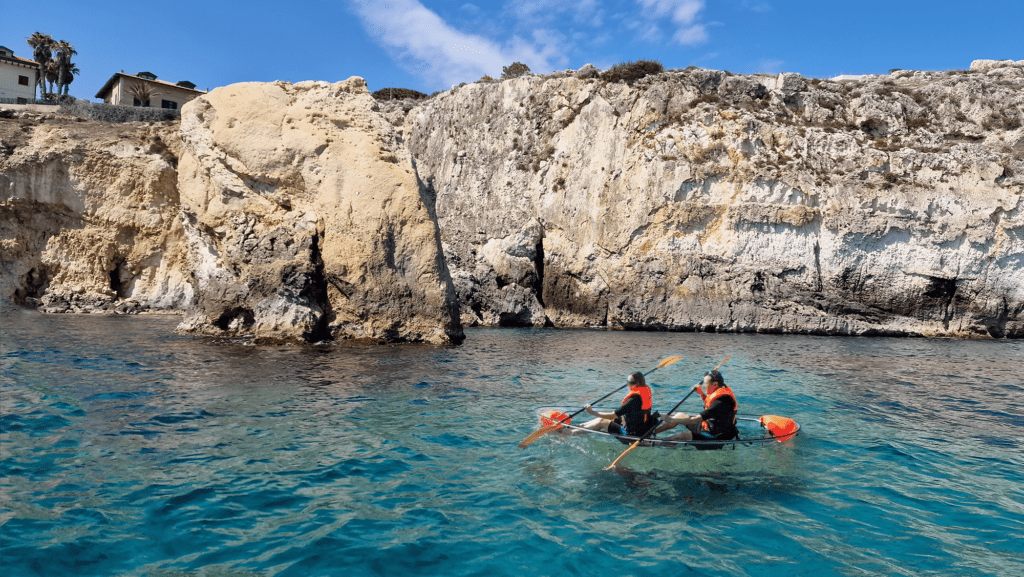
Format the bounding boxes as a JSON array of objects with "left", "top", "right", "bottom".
[
  {"left": 304, "top": 232, "right": 334, "bottom": 343},
  {"left": 533, "top": 233, "right": 546, "bottom": 308}
]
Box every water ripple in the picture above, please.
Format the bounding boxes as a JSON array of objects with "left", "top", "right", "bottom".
[{"left": 2, "top": 314, "right": 1023, "bottom": 576}]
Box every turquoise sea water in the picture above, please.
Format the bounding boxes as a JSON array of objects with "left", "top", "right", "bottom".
[{"left": 2, "top": 308, "right": 1022, "bottom": 576}]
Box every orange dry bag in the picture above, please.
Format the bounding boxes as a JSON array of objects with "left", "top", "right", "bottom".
[{"left": 760, "top": 415, "right": 798, "bottom": 442}]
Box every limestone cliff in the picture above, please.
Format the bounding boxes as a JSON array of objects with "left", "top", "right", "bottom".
[
  {"left": 175, "top": 79, "right": 462, "bottom": 344},
  {"left": 401, "top": 60, "right": 1024, "bottom": 337},
  {"left": 0, "top": 111, "right": 192, "bottom": 314},
  {"left": 3, "top": 61, "right": 1022, "bottom": 341},
  {"left": 1, "top": 79, "right": 464, "bottom": 345}
]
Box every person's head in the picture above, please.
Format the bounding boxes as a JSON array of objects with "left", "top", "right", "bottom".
[
  {"left": 627, "top": 371, "right": 647, "bottom": 389},
  {"left": 702, "top": 369, "right": 724, "bottom": 390}
]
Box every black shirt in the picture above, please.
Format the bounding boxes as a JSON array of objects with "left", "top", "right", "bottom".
[
  {"left": 614, "top": 393, "right": 653, "bottom": 436},
  {"left": 700, "top": 395, "right": 738, "bottom": 438}
]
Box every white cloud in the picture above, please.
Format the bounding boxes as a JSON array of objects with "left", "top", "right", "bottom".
[
  {"left": 349, "top": 0, "right": 559, "bottom": 88},
  {"left": 674, "top": 24, "right": 707, "bottom": 45},
  {"left": 636, "top": 0, "right": 709, "bottom": 45},
  {"left": 742, "top": 1, "right": 771, "bottom": 13},
  {"left": 633, "top": 22, "right": 664, "bottom": 43},
  {"left": 755, "top": 59, "right": 785, "bottom": 74}
]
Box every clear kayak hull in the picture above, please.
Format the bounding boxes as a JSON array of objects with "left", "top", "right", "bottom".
[{"left": 532, "top": 407, "right": 802, "bottom": 473}]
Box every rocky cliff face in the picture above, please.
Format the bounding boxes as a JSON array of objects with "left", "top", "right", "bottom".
[
  {"left": 1, "top": 79, "right": 464, "bottom": 345},
  {"left": 0, "top": 111, "right": 192, "bottom": 314},
  {"left": 175, "top": 79, "right": 462, "bottom": 344},
  {"left": 401, "top": 60, "right": 1024, "bottom": 337},
  {"left": 3, "top": 61, "right": 1022, "bottom": 341}
]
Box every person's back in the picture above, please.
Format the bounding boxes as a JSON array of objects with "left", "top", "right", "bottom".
[
  {"left": 700, "top": 382, "right": 738, "bottom": 440},
  {"left": 581, "top": 371, "right": 658, "bottom": 438},
  {"left": 616, "top": 384, "right": 656, "bottom": 436}
]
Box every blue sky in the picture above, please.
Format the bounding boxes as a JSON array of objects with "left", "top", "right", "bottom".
[{"left": 4, "top": 0, "right": 1022, "bottom": 101}]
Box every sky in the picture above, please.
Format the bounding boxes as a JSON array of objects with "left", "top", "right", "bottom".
[{"left": 4, "top": 0, "right": 1022, "bottom": 101}]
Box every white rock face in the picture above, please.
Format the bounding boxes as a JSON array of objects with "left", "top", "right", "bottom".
[
  {"left": 969, "top": 59, "right": 1024, "bottom": 73},
  {"left": 175, "top": 79, "right": 463, "bottom": 344},
  {"left": 403, "top": 66, "right": 1024, "bottom": 337},
  {"left": 3, "top": 63, "right": 1022, "bottom": 341}
]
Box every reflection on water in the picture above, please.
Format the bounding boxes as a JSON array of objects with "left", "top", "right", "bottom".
[{"left": 2, "top": 308, "right": 1023, "bottom": 577}]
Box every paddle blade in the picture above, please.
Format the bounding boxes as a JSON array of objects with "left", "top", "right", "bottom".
[
  {"left": 520, "top": 410, "right": 573, "bottom": 448},
  {"left": 518, "top": 425, "right": 558, "bottom": 448},
  {"left": 656, "top": 355, "right": 682, "bottom": 369},
  {"left": 760, "top": 415, "right": 799, "bottom": 442},
  {"left": 714, "top": 354, "right": 731, "bottom": 371},
  {"left": 539, "top": 410, "right": 571, "bottom": 428}
]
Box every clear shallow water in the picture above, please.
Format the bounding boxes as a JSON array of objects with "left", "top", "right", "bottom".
[{"left": 2, "top": 308, "right": 1022, "bottom": 577}]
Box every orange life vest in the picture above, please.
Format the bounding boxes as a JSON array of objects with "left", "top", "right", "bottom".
[
  {"left": 621, "top": 385, "right": 654, "bottom": 432},
  {"left": 622, "top": 385, "right": 653, "bottom": 410},
  {"left": 701, "top": 385, "right": 738, "bottom": 432}
]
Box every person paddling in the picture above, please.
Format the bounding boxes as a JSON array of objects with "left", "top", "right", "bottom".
[
  {"left": 657, "top": 369, "right": 739, "bottom": 442},
  {"left": 579, "top": 371, "right": 659, "bottom": 439}
]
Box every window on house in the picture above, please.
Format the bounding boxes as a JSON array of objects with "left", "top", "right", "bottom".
[
  {"left": 161, "top": 100, "right": 178, "bottom": 110},
  {"left": 17, "top": 97, "right": 28, "bottom": 104},
  {"left": 134, "top": 99, "right": 151, "bottom": 107},
  {"left": 18, "top": 75, "right": 30, "bottom": 86}
]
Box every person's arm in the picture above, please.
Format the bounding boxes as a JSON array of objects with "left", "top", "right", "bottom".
[
  {"left": 613, "top": 394, "right": 641, "bottom": 419},
  {"left": 663, "top": 412, "right": 702, "bottom": 426},
  {"left": 694, "top": 383, "right": 707, "bottom": 403},
  {"left": 699, "top": 397, "right": 732, "bottom": 421},
  {"left": 584, "top": 404, "right": 617, "bottom": 419}
]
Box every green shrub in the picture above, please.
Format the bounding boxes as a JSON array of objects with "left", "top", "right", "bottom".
[
  {"left": 501, "top": 62, "right": 531, "bottom": 79},
  {"left": 372, "top": 88, "right": 428, "bottom": 101},
  {"left": 601, "top": 60, "right": 665, "bottom": 84}
]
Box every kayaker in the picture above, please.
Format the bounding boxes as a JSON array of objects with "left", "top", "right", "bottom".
[
  {"left": 657, "top": 369, "right": 739, "bottom": 442},
  {"left": 579, "top": 371, "right": 659, "bottom": 438}
]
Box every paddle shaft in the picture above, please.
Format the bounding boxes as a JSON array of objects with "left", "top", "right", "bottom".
[{"left": 558, "top": 363, "right": 671, "bottom": 424}]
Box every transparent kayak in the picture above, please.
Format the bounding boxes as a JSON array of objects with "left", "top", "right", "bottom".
[{"left": 535, "top": 407, "right": 800, "bottom": 450}]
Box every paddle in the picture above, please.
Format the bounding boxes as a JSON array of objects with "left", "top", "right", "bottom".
[
  {"left": 517, "top": 355, "right": 682, "bottom": 449},
  {"left": 604, "top": 354, "right": 730, "bottom": 470}
]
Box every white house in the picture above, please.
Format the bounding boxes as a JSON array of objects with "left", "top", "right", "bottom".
[
  {"left": 0, "top": 45, "right": 41, "bottom": 103},
  {"left": 95, "top": 71, "right": 205, "bottom": 109}
]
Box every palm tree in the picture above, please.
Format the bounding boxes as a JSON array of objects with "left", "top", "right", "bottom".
[
  {"left": 26, "top": 32, "right": 54, "bottom": 99},
  {"left": 127, "top": 81, "right": 158, "bottom": 107},
  {"left": 64, "top": 63, "right": 80, "bottom": 94},
  {"left": 54, "top": 40, "right": 77, "bottom": 96},
  {"left": 44, "top": 61, "right": 59, "bottom": 95}
]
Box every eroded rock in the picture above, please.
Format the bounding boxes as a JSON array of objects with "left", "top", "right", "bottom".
[
  {"left": 0, "top": 111, "right": 193, "bottom": 313},
  {"left": 405, "top": 66, "right": 1024, "bottom": 338},
  {"left": 175, "top": 79, "right": 463, "bottom": 344}
]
